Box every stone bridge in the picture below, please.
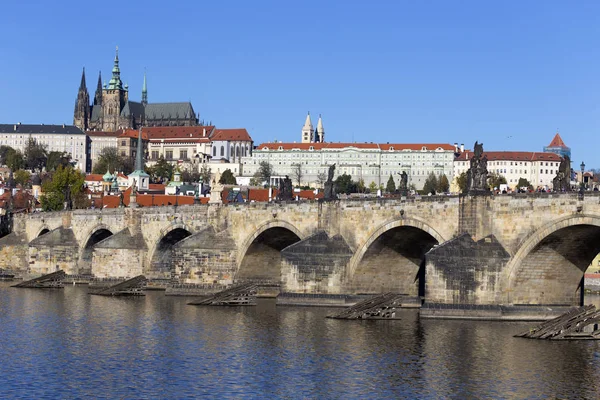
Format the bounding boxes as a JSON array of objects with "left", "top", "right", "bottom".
[{"left": 2, "top": 193, "right": 600, "bottom": 307}]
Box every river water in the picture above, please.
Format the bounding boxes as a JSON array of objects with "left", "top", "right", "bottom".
[{"left": 1, "top": 285, "right": 600, "bottom": 399}]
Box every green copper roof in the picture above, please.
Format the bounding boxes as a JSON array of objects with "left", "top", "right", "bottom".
[
  {"left": 102, "top": 169, "right": 113, "bottom": 181},
  {"left": 107, "top": 46, "right": 124, "bottom": 90}
]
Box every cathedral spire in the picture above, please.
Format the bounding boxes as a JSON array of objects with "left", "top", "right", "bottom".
[
  {"left": 141, "top": 70, "right": 148, "bottom": 105},
  {"left": 301, "top": 112, "right": 313, "bottom": 143},
  {"left": 79, "top": 67, "right": 87, "bottom": 90},
  {"left": 94, "top": 71, "right": 102, "bottom": 105},
  {"left": 316, "top": 114, "right": 325, "bottom": 143},
  {"left": 107, "top": 46, "right": 123, "bottom": 90}
]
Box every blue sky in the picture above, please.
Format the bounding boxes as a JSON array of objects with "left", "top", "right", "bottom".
[{"left": 1, "top": 1, "right": 598, "bottom": 166}]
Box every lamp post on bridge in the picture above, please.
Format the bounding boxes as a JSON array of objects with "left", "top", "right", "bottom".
[{"left": 580, "top": 161, "right": 586, "bottom": 193}]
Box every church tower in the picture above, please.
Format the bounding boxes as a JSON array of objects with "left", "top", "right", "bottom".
[
  {"left": 141, "top": 71, "right": 148, "bottom": 106},
  {"left": 102, "top": 46, "right": 129, "bottom": 131},
  {"left": 301, "top": 112, "right": 313, "bottom": 143},
  {"left": 94, "top": 71, "right": 102, "bottom": 106},
  {"left": 73, "top": 68, "right": 90, "bottom": 131},
  {"left": 316, "top": 114, "right": 325, "bottom": 143}
]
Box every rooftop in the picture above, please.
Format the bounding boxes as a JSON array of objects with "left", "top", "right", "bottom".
[
  {"left": 0, "top": 124, "right": 84, "bottom": 135},
  {"left": 456, "top": 151, "right": 562, "bottom": 162}
]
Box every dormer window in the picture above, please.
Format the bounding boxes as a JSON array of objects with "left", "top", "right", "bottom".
[
  {"left": 309, "top": 146, "right": 314, "bottom": 151},
  {"left": 262, "top": 147, "right": 269, "bottom": 150},
  {"left": 421, "top": 146, "right": 427, "bottom": 151},
  {"left": 389, "top": 146, "right": 394, "bottom": 151},
  {"left": 278, "top": 146, "right": 283, "bottom": 150}
]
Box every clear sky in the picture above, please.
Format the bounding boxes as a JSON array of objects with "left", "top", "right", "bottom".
[{"left": 1, "top": 1, "right": 598, "bottom": 166}]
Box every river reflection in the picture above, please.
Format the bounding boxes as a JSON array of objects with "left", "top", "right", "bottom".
[{"left": 1, "top": 285, "right": 600, "bottom": 399}]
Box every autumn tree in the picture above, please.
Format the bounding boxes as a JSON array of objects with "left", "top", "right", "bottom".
[
  {"left": 40, "top": 165, "right": 87, "bottom": 211},
  {"left": 219, "top": 169, "right": 236, "bottom": 185},
  {"left": 422, "top": 172, "right": 438, "bottom": 195},
  {"left": 14, "top": 170, "right": 31, "bottom": 187},
  {"left": 437, "top": 174, "right": 450, "bottom": 193}
]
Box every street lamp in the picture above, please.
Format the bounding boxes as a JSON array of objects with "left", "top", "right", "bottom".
[{"left": 580, "top": 161, "right": 586, "bottom": 191}]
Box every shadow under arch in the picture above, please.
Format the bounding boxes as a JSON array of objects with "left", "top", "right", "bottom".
[
  {"left": 235, "top": 220, "right": 303, "bottom": 283},
  {"left": 79, "top": 224, "right": 114, "bottom": 275},
  {"left": 505, "top": 214, "right": 600, "bottom": 306},
  {"left": 148, "top": 223, "right": 193, "bottom": 279},
  {"left": 346, "top": 216, "right": 444, "bottom": 295},
  {"left": 37, "top": 227, "right": 50, "bottom": 237}
]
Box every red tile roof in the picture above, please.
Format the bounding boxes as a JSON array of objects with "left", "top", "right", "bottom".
[
  {"left": 456, "top": 151, "right": 562, "bottom": 162},
  {"left": 119, "top": 129, "right": 149, "bottom": 140},
  {"left": 144, "top": 126, "right": 214, "bottom": 141},
  {"left": 256, "top": 142, "right": 456, "bottom": 151},
  {"left": 102, "top": 190, "right": 199, "bottom": 208},
  {"left": 547, "top": 133, "right": 568, "bottom": 148},
  {"left": 211, "top": 128, "right": 252, "bottom": 142},
  {"left": 85, "top": 174, "right": 104, "bottom": 182}
]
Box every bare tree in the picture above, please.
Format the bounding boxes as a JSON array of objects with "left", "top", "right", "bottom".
[
  {"left": 292, "top": 163, "right": 303, "bottom": 187},
  {"left": 317, "top": 171, "right": 327, "bottom": 188}
]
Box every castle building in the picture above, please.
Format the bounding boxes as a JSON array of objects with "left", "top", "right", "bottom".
[
  {"left": 73, "top": 47, "right": 199, "bottom": 132},
  {"left": 544, "top": 132, "right": 571, "bottom": 159}
]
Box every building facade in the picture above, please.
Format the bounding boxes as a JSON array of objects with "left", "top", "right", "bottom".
[
  {"left": 453, "top": 151, "right": 563, "bottom": 190},
  {"left": 86, "top": 131, "right": 121, "bottom": 171},
  {"left": 241, "top": 142, "right": 456, "bottom": 189},
  {"left": 73, "top": 48, "right": 199, "bottom": 132},
  {"left": 0, "top": 124, "right": 87, "bottom": 171}
]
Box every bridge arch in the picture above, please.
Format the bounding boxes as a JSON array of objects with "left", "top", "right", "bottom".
[
  {"left": 506, "top": 215, "right": 600, "bottom": 306},
  {"left": 36, "top": 227, "right": 50, "bottom": 237},
  {"left": 148, "top": 223, "right": 193, "bottom": 279},
  {"left": 79, "top": 224, "right": 114, "bottom": 275},
  {"left": 235, "top": 220, "right": 304, "bottom": 283},
  {"left": 347, "top": 216, "right": 445, "bottom": 295}
]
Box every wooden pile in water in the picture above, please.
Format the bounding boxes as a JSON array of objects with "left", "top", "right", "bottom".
[
  {"left": 327, "top": 292, "right": 404, "bottom": 320},
  {"left": 188, "top": 283, "right": 257, "bottom": 306},
  {"left": 89, "top": 275, "right": 147, "bottom": 296},
  {"left": 12, "top": 270, "right": 65, "bottom": 289},
  {"left": 0, "top": 268, "right": 15, "bottom": 281},
  {"left": 515, "top": 305, "right": 600, "bottom": 340}
]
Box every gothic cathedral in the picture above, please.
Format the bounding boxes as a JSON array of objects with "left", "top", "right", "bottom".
[{"left": 73, "top": 47, "right": 199, "bottom": 132}]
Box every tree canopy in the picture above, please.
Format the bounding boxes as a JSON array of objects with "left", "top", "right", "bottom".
[
  {"left": 438, "top": 174, "right": 450, "bottom": 193},
  {"left": 46, "top": 151, "right": 72, "bottom": 172},
  {"left": 24, "top": 138, "right": 48, "bottom": 171},
  {"left": 92, "top": 147, "right": 133, "bottom": 175},
  {"left": 335, "top": 173, "right": 358, "bottom": 194},
  {"left": 488, "top": 172, "right": 507, "bottom": 190},
  {"left": 423, "top": 172, "right": 438, "bottom": 195},
  {"left": 219, "top": 169, "right": 236, "bottom": 185},
  {"left": 146, "top": 157, "right": 173, "bottom": 183},
  {"left": 257, "top": 161, "right": 273, "bottom": 186},
  {"left": 40, "top": 165, "right": 87, "bottom": 211},
  {"left": 386, "top": 174, "right": 396, "bottom": 193}
]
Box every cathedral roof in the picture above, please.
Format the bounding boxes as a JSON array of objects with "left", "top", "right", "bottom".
[
  {"left": 145, "top": 102, "right": 196, "bottom": 121},
  {"left": 0, "top": 124, "right": 84, "bottom": 135},
  {"left": 120, "top": 101, "right": 145, "bottom": 119},
  {"left": 90, "top": 105, "right": 102, "bottom": 122}
]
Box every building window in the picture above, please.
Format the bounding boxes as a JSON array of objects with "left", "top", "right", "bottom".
[
  {"left": 213, "top": 147, "right": 216, "bottom": 157},
  {"left": 180, "top": 150, "right": 188, "bottom": 160},
  {"left": 165, "top": 150, "right": 173, "bottom": 159},
  {"left": 151, "top": 151, "right": 159, "bottom": 159},
  {"left": 220, "top": 146, "right": 224, "bottom": 157},
  {"left": 121, "top": 140, "right": 126, "bottom": 146}
]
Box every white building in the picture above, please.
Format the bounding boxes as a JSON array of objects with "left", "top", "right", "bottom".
[
  {"left": 453, "top": 151, "right": 563, "bottom": 190},
  {"left": 0, "top": 123, "right": 87, "bottom": 171},
  {"left": 207, "top": 128, "right": 253, "bottom": 176},
  {"left": 241, "top": 142, "right": 457, "bottom": 190},
  {"left": 86, "top": 130, "right": 121, "bottom": 171}
]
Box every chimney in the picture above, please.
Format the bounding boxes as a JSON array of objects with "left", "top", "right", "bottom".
[
  {"left": 454, "top": 142, "right": 458, "bottom": 152},
  {"left": 460, "top": 144, "right": 464, "bottom": 152},
  {"left": 13, "top": 124, "right": 16, "bottom": 131},
  {"left": 203, "top": 128, "right": 206, "bottom": 137}
]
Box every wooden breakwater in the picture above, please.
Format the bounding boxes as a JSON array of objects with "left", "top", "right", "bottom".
[{"left": 515, "top": 305, "right": 600, "bottom": 340}]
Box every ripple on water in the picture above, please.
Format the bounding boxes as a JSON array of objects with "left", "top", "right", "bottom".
[{"left": 1, "top": 288, "right": 600, "bottom": 399}]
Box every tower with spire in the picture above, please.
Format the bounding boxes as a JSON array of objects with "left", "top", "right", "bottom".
[
  {"left": 101, "top": 46, "right": 129, "bottom": 131},
  {"left": 94, "top": 71, "right": 103, "bottom": 106},
  {"left": 73, "top": 68, "right": 90, "bottom": 131},
  {"left": 316, "top": 114, "right": 325, "bottom": 143},
  {"left": 141, "top": 71, "right": 148, "bottom": 106},
  {"left": 301, "top": 112, "right": 313, "bottom": 143}
]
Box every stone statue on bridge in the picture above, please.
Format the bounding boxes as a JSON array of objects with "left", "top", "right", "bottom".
[
  {"left": 466, "top": 141, "right": 489, "bottom": 194},
  {"left": 399, "top": 171, "right": 408, "bottom": 195},
  {"left": 324, "top": 164, "right": 337, "bottom": 201},
  {"left": 277, "top": 176, "right": 294, "bottom": 201},
  {"left": 552, "top": 156, "right": 571, "bottom": 192}
]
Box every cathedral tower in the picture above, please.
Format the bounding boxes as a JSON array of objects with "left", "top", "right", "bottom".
[
  {"left": 301, "top": 112, "right": 313, "bottom": 143},
  {"left": 94, "top": 71, "right": 102, "bottom": 106},
  {"left": 316, "top": 114, "right": 325, "bottom": 143},
  {"left": 101, "top": 46, "right": 129, "bottom": 131},
  {"left": 73, "top": 68, "right": 90, "bottom": 131}
]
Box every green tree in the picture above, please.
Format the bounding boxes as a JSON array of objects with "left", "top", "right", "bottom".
[
  {"left": 92, "top": 147, "right": 134, "bottom": 175},
  {"left": 438, "top": 174, "right": 450, "bottom": 193},
  {"left": 257, "top": 161, "right": 273, "bottom": 186},
  {"left": 0, "top": 145, "right": 15, "bottom": 166},
  {"left": 517, "top": 177, "right": 533, "bottom": 191},
  {"left": 40, "top": 165, "right": 86, "bottom": 211},
  {"left": 250, "top": 171, "right": 262, "bottom": 187},
  {"left": 335, "top": 173, "right": 357, "bottom": 194},
  {"left": 455, "top": 171, "right": 467, "bottom": 193},
  {"left": 24, "top": 137, "right": 48, "bottom": 171},
  {"left": 488, "top": 172, "right": 507, "bottom": 190},
  {"left": 368, "top": 181, "right": 378, "bottom": 193},
  {"left": 219, "top": 169, "right": 236, "bottom": 185},
  {"left": 46, "top": 151, "right": 71, "bottom": 172},
  {"left": 357, "top": 178, "right": 366, "bottom": 193},
  {"left": 14, "top": 170, "right": 31, "bottom": 187},
  {"left": 149, "top": 157, "right": 174, "bottom": 182},
  {"left": 199, "top": 164, "right": 211, "bottom": 183},
  {"left": 5, "top": 148, "right": 24, "bottom": 171},
  {"left": 423, "top": 172, "right": 438, "bottom": 195},
  {"left": 386, "top": 174, "right": 396, "bottom": 193},
  {"left": 181, "top": 170, "right": 201, "bottom": 183}
]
